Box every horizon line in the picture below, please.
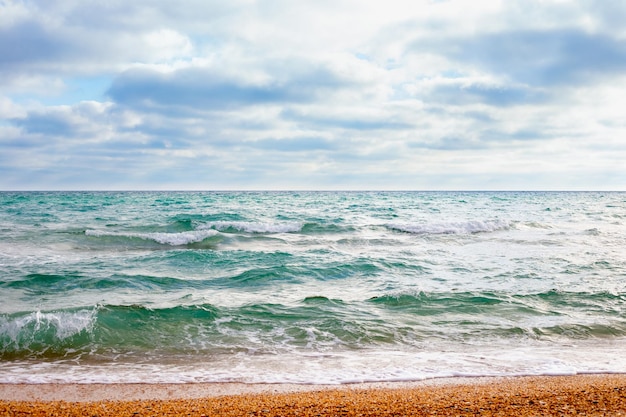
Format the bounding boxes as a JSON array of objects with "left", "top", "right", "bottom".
[{"left": 1, "top": 189, "right": 625, "bottom": 193}]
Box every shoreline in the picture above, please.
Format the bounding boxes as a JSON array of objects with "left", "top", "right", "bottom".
[
  {"left": 2, "top": 374, "right": 626, "bottom": 416},
  {"left": 0, "top": 376, "right": 506, "bottom": 402}
]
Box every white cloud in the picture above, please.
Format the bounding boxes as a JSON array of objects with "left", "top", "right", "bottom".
[
  {"left": 0, "top": 97, "right": 26, "bottom": 119},
  {"left": 2, "top": 0, "right": 626, "bottom": 190}
]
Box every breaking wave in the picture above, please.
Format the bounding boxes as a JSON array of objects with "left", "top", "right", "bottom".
[
  {"left": 200, "top": 221, "right": 303, "bottom": 234},
  {"left": 85, "top": 229, "right": 219, "bottom": 246},
  {"left": 387, "top": 219, "right": 510, "bottom": 235}
]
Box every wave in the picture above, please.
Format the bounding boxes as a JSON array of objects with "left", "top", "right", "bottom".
[
  {"left": 0, "top": 305, "right": 219, "bottom": 359},
  {"left": 0, "top": 301, "right": 409, "bottom": 360},
  {"left": 386, "top": 219, "right": 510, "bottom": 235},
  {"left": 0, "top": 309, "right": 96, "bottom": 359},
  {"left": 2, "top": 272, "right": 208, "bottom": 294},
  {"left": 301, "top": 222, "right": 356, "bottom": 234},
  {"left": 368, "top": 290, "right": 626, "bottom": 331},
  {"left": 200, "top": 221, "right": 303, "bottom": 234},
  {"left": 367, "top": 291, "right": 508, "bottom": 316},
  {"left": 3, "top": 289, "right": 626, "bottom": 361},
  {"left": 85, "top": 229, "right": 219, "bottom": 246}
]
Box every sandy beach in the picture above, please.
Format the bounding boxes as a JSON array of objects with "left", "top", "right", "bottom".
[{"left": 1, "top": 374, "right": 625, "bottom": 416}]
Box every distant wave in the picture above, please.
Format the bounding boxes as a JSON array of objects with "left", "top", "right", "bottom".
[
  {"left": 85, "top": 229, "right": 219, "bottom": 245},
  {"left": 387, "top": 219, "right": 510, "bottom": 235},
  {"left": 200, "top": 221, "right": 303, "bottom": 234}
]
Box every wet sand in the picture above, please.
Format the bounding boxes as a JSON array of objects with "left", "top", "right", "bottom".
[{"left": 1, "top": 374, "right": 625, "bottom": 416}]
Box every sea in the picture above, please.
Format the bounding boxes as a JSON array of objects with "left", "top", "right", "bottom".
[{"left": 1, "top": 191, "right": 625, "bottom": 384}]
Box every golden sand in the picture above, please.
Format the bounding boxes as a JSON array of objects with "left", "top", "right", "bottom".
[{"left": 1, "top": 375, "right": 625, "bottom": 416}]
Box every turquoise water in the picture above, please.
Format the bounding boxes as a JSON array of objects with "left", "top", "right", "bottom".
[{"left": 1, "top": 191, "right": 625, "bottom": 383}]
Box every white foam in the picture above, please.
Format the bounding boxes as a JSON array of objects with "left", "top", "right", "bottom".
[
  {"left": 387, "top": 219, "right": 510, "bottom": 235},
  {"left": 201, "top": 221, "right": 303, "bottom": 234},
  {"left": 85, "top": 229, "right": 219, "bottom": 245},
  {"left": 2, "top": 341, "right": 626, "bottom": 384},
  {"left": 0, "top": 309, "right": 95, "bottom": 344}
]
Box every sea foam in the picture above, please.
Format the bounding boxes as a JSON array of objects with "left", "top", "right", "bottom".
[
  {"left": 387, "top": 219, "right": 510, "bottom": 235},
  {"left": 200, "top": 221, "right": 303, "bottom": 233},
  {"left": 0, "top": 309, "right": 95, "bottom": 353},
  {"left": 85, "top": 229, "right": 219, "bottom": 245}
]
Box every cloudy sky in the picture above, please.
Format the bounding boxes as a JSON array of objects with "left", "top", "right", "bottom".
[{"left": 2, "top": 0, "right": 626, "bottom": 190}]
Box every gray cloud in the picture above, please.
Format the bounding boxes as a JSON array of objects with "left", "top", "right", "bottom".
[
  {"left": 10, "top": 102, "right": 111, "bottom": 138},
  {"left": 409, "top": 137, "right": 487, "bottom": 151},
  {"left": 0, "top": 21, "right": 69, "bottom": 67},
  {"left": 12, "top": 112, "right": 77, "bottom": 137},
  {"left": 417, "top": 29, "right": 626, "bottom": 87},
  {"left": 107, "top": 65, "right": 353, "bottom": 111},
  {"left": 245, "top": 137, "right": 336, "bottom": 152},
  {"left": 281, "top": 109, "right": 414, "bottom": 130},
  {"left": 424, "top": 83, "right": 547, "bottom": 106}
]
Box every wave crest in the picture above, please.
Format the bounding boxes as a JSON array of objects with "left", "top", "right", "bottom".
[
  {"left": 200, "top": 221, "right": 303, "bottom": 234},
  {"left": 387, "top": 219, "right": 510, "bottom": 235},
  {"left": 0, "top": 309, "right": 96, "bottom": 358},
  {"left": 85, "top": 229, "right": 219, "bottom": 245}
]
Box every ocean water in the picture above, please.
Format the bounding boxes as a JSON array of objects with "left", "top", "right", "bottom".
[{"left": 1, "top": 191, "right": 625, "bottom": 384}]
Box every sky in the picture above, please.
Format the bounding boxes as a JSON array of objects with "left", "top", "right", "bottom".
[{"left": 2, "top": 0, "right": 626, "bottom": 190}]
